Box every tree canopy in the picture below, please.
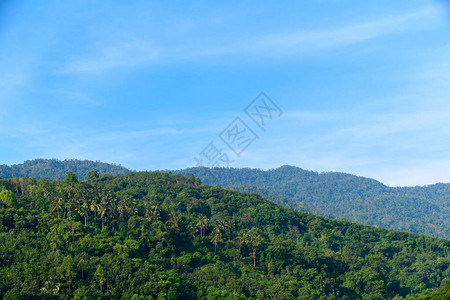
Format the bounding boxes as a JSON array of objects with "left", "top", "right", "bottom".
[
  {"left": 0, "top": 159, "right": 131, "bottom": 181},
  {"left": 175, "top": 166, "right": 450, "bottom": 239},
  {"left": 0, "top": 171, "right": 448, "bottom": 299}
]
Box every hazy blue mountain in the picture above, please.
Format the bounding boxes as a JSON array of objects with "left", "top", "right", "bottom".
[
  {"left": 174, "top": 166, "right": 450, "bottom": 239},
  {"left": 0, "top": 158, "right": 131, "bottom": 181}
]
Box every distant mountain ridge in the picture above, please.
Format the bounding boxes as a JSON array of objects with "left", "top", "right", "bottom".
[
  {"left": 0, "top": 158, "right": 132, "bottom": 181},
  {"left": 174, "top": 165, "right": 450, "bottom": 239},
  {"left": 2, "top": 160, "right": 448, "bottom": 239}
]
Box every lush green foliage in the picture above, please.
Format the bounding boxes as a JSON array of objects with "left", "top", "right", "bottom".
[
  {"left": 417, "top": 279, "right": 450, "bottom": 300},
  {"left": 175, "top": 166, "right": 450, "bottom": 239},
  {"left": 0, "top": 172, "right": 449, "bottom": 299},
  {"left": 0, "top": 159, "right": 131, "bottom": 181}
]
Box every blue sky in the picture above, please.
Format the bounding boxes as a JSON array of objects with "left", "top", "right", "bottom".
[{"left": 1, "top": 0, "right": 450, "bottom": 186}]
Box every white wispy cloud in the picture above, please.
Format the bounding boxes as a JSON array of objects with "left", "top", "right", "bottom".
[
  {"left": 401, "top": 44, "right": 450, "bottom": 104},
  {"left": 39, "top": 89, "right": 100, "bottom": 106},
  {"left": 61, "top": 5, "right": 441, "bottom": 73},
  {"left": 190, "top": 4, "right": 442, "bottom": 59},
  {"left": 251, "top": 104, "right": 450, "bottom": 186},
  {"left": 276, "top": 39, "right": 450, "bottom": 186},
  {"left": 0, "top": 121, "right": 211, "bottom": 166},
  {"left": 287, "top": 108, "right": 450, "bottom": 150},
  {"left": 343, "top": 110, "right": 450, "bottom": 141},
  {"left": 284, "top": 110, "right": 353, "bottom": 122},
  {"left": 367, "top": 159, "right": 450, "bottom": 187},
  {"left": 0, "top": 72, "right": 28, "bottom": 105},
  {"left": 62, "top": 40, "right": 160, "bottom": 73},
  {"left": 81, "top": 127, "right": 209, "bottom": 145},
  {"left": 239, "top": 5, "right": 441, "bottom": 55}
]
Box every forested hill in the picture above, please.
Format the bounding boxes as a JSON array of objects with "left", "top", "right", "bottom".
[
  {"left": 174, "top": 166, "right": 450, "bottom": 239},
  {"left": 3, "top": 160, "right": 449, "bottom": 239},
  {"left": 0, "top": 159, "right": 131, "bottom": 181},
  {"left": 0, "top": 171, "right": 449, "bottom": 299}
]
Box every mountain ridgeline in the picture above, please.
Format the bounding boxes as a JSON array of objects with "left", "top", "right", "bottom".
[
  {"left": 0, "top": 159, "right": 131, "bottom": 181},
  {"left": 0, "top": 171, "right": 449, "bottom": 299},
  {"left": 2, "top": 160, "right": 449, "bottom": 239},
  {"left": 174, "top": 166, "right": 450, "bottom": 239}
]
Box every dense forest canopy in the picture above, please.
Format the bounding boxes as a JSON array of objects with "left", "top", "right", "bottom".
[
  {"left": 174, "top": 166, "right": 450, "bottom": 239},
  {"left": 2, "top": 160, "right": 449, "bottom": 239},
  {"left": 0, "top": 171, "right": 449, "bottom": 299},
  {"left": 0, "top": 159, "right": 131, "bottom": 181}
]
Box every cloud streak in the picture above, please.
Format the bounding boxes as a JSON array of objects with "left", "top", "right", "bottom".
[
  {"left": 62, "top": 40, "right": 160, "bottom": 73},
  {"left": 61, "top": 5, "right": 442, "bottom": 73},
  {"left": 238, "top": 5, "right": 441, "bottom": 55},
  {"left": 278, "top": 107, "right": 450, "bottom": 186}
]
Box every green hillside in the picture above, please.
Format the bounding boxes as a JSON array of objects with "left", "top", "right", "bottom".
[
  {"left": 174, "top": 166, "right": 450, "bottom": 239},
  {"left": 0, "top": 171, "right": 449, "bottom": 299},
  {"left": 0, "top": 159, "right": 131, "bottom": 181}
]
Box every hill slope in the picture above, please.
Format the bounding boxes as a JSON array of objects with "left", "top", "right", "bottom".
[
  {"left": 0, "top": 171, "right": 449, "bottom": 299},
  {"left": 0, "top": 158, "right": 131, "bottom": 181},
  {"left": 174, "top": 166, "right": 450, "bottom": 239}
]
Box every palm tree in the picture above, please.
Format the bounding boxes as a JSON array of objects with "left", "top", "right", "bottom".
[
  {"left": 144, "top": 199, "right": 160, "bottom": 226},
  {"left": 168, "top": 211, "right": 179, "bottom": 230},
  {"left": 74, "top": 184, "right": 92, "bottom": 226},
  {"left": 151, "top": 203, "right": 160, "bottom": 223},
  {"left": 99, "top": 190, "right": 112, "bottom": 231},
  {"left": 65, "top": 183, "right": 73, "bottom": 198},
  {"left": 52, "top": 197, "right": 63, "bottom": 219},
  {"left": 117, "top": 195, "right": 136, "bottom": 222},
  {"left": 237, "top": 232, "right": 245, "bottom": 251},
  {"left": 212, "top": 225, "right": 220, "bottom": 253},
  {"left": 143, "top": 199, "right": 152, "bottom": 227},
  {"left": 98, "top": 204, "right": 107, "bottom": 231},
  {"left": 65, "top": 198, "right": 74, "bottom": 218},
  {"left": 63, "top": 183, "right": 75, "bottom": 218},
  {"left": 108, "top": 195, "right": 119, "bottom": 231},
  {"left": 43, "top": 188, "right": 52, "bottom": 202},
  {"left": 56, "top": 184, "right": 66, "bottom": 219},
  {"left": 245, "top": 228, "right": 263, "bottom": 268},
  {"left": 196, "top": 215, "right": 208, "bottom": 238},
  {"left": 117, "top": 199, "right": 127, "bottom": 222},
  {"left": 90, "top": 201, "right": 99, "bottom": 219},
  {"left": 80, "top": 200, "right": 89, "bottom": 226},
  {"left": 225, "top": 219, "right": 234, "bottom": 241},
  {"left": 217, "top": 220, "right": 225, "bottom": 241}
]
